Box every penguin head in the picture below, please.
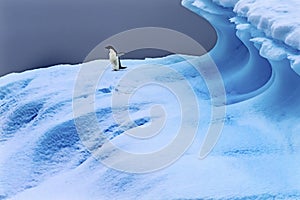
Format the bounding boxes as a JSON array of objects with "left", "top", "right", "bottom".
[{"left": 105, "top": 45, "right": 117, "bottom": 53}]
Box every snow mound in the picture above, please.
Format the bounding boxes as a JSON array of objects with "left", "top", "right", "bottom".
[
  {"left": 234, "top": 0, "right": 300, "bottom": 51},
  {"left": 191, "top": 0, "right": 300, "bottom": 76},
  {"left": 1, "top": 0, "right": 300, "bottom": 199}
]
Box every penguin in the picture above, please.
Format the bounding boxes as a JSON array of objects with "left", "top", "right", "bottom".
[{"left": 105, "top": 46, "right": 127, "bottom": 71}]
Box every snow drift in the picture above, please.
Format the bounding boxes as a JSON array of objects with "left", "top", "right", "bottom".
[{"left": 1, "top": 0, "right": 300, "bottom": 199}]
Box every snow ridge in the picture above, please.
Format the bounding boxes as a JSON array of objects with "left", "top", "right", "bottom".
[
  {"left": 205, "top": 0, "right": 300, "bottom": 75},
  {"left": 1, "top": 1, "right": 300, "bottom": 199},
  {"left": 184, "top": 0, "right": 300, "bottom": 109}
]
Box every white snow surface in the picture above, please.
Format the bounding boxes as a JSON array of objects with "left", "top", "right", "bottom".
[
  {"left": 1, "top": 55, "right": 300, "bottom": 200},
  {"left": 193, "top": 0, "right": 300, "bottom": 75},
  {"left": 212, "top": 0, "right": 238, "bottom": 7},
  {"left": 234, "top": 0, "right": 300, "bottom": 51},
  {"left": 1, "top": 0, "right": 300, "bottom": 199}
]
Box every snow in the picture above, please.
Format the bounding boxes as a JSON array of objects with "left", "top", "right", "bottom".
[
  {"left": 192, "top": 0, "right": 300, "bottom": 76},
  {"left": 234, "top": 0, "right": 300, "bottom": 50},
  {"left": 1, "top": 0, "right": 300, "bottom": 199},
  {"left": 212, "top": 0, "right": 238, "bottom": 7}
]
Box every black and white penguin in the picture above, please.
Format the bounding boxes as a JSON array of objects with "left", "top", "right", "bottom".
[{"left": 105, "top": 46, "right": 127, "bottom": 71}]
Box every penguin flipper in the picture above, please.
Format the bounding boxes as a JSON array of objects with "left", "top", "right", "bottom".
[{"left": 119, "top": 66, "right": 127, "bottom": 69}]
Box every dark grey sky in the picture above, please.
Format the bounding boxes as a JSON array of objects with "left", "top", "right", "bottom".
[{"left": 0, "top": 0, "right": 216, "bottom": 76}]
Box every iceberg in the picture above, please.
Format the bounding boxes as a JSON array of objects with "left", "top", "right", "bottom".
[
  {"left": 1, "top": 0, "right": 300, "bottom": 199},
  {"left": 183, "top": 0, "right": 300, "bottom": 109}
]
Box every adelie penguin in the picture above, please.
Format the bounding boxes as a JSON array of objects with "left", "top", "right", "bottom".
[{"left": 105, "top": 46, "right": 127, "bottom": 71}]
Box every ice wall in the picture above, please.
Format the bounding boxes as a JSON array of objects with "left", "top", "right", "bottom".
[{"left": 182, "top": 0, "right": 300, "bottom": 115}]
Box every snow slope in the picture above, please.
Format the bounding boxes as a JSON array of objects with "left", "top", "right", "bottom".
[
  {"left": 1, "top": 0, "right": 300, "bottom": 199},
  {"left": 183, "top": 0, "right": 300, "bottom": 111}
]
